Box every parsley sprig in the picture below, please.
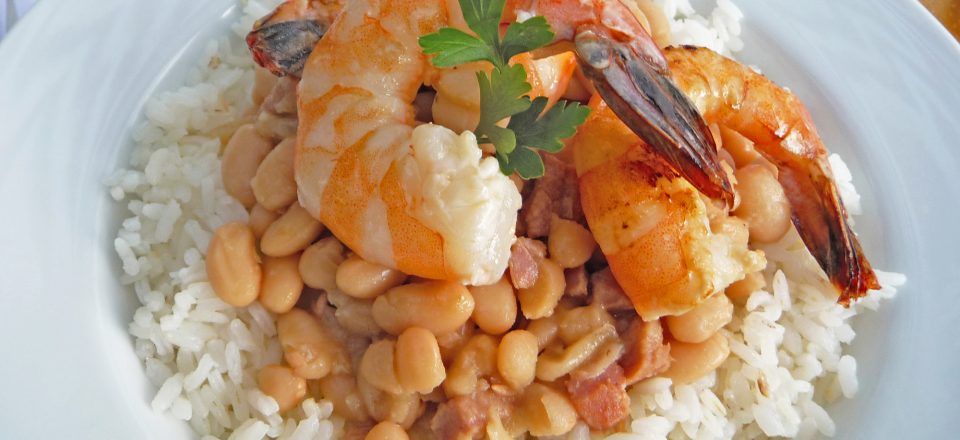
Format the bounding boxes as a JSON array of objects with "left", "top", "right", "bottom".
[{"left": 418, "top": 0, "right": 590, "bottom": 179}]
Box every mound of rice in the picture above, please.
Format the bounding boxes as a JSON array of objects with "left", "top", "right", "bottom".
[
  {"left": 108, "top": 0, "right": 905, "bottom": 439},
  {"left": 108, "top": 1, "right": 341, "bottom": 438}
]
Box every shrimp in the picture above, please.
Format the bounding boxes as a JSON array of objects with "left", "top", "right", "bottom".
[
  {"left": 246, "top": 0, "right": 346, "bottom": 76},
  {"left": 291, "top": 0, "right": 733, "bottom": 285},
  {"left": 571, "top": 96, "right": 765, "bottom": 320},
  {"left": 294, "top": 0, "right": 522, "bottom": 285},
  {"left": 508, "top": 0, "right": 735, "bottom": 206},
  {"left": 664, "top": 46, "right": 879, "bottom": 303}
]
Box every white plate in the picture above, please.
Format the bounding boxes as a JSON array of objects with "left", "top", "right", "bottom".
[{"left": 1, "top": 0, "right": 958, "bottom": 438}]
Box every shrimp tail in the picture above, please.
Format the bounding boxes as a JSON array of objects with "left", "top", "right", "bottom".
[
  {"left": 246, "top": 19, "right": 327, "bottom": 77},
  {"left": 573, "top": 28, "right": 735, "bottom": 206},
  {"left": 780, "top": 158, "right": 880, "bottom": 304},
  {"left": 664, "top": 46, "right": 879, "bottom": 304}
]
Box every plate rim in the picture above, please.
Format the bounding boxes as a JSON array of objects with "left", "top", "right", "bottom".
[{"left": 1, "top": 0, "right": 959, "bottom": 438}]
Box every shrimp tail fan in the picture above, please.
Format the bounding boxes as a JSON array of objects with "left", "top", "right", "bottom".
[
  {"left": 574, "top": 31, "right": 735, "bottom": 206},
  {"left": 780, "top": 161, "right": 881, "bottom": 304}
]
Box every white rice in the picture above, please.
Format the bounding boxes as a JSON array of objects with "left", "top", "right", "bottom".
[
  {"left": 108, "top": 1, "right": 341, "bottom": 438},
  {"left": 656, "top": 0, "right": 745, "bottom": 55},
  {"left": 108, "top": 0, "right": 905, "bottom": 439}
]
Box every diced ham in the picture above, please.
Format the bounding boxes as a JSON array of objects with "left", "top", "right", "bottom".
[
  {"left": 590, "top": 268, "right": 634, "bottom": 313},
  {"left": 619, "top": 319, "right": 671, "bottom": 385},
  {"left": 564, "top": 266, "right": 588, "bottom": 297},
  {"left": 565, "top": 364, "right": 631, "bottom": 430},
  {"left": 520, "top": 195, "right": 552, "bottom": 239},
  {"left": 518, "top": 155, "right": 581, "bottom": 238},
  {"left": 295, "top": 288, "right": 325, "bottom": 316},
  {"left": 432, "top": 397, "right": 487, "bottom": 440},
  {"left": 431, "top": 392, "right": 510, "bottom": 440},
  {"left": 509, "top": 237, "right": 546, "bottom": 289}
]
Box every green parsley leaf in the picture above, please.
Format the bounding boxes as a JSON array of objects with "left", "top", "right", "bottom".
[
  {"left": 500, "top": 17, "right": 555, "bottom": 62},
  {"left": 509, "top": 97, "right": 591, "bottom": 153},
  {"left": 498, "top": 145, "right": 546, "bottom": 179},
  {"left": 483, "top": 125, "right": 518, "bottom": 157},
  {"left": 496, "top": 98, "right": 590, "bottom": 178},
  {"left": 458, "top": 0, "right": 506, "bottom": 50},
  {"left": 475, "top": 66, "right": 530, "bottom": 154},
  {"left": 419, "top": 28, "right": 495, "bottom": 67},
  {"left": 475, "top": 65, "right": 532, "bottom": 131},
  {"left": 417, "top": 0, "right": 591, "bottom": 180}
]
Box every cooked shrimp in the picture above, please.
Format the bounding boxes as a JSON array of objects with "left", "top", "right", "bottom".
[
  {"left": 246, "top": 0, "right": 346, "bottom": 76},
  {"left": 295, "top": 0, "right": 522, "bottom": 285},
  {"left": 517, "top": 52, "right": 579, "bottom": 111},
  {"left": 291, "top": 0, "right": 735, "bottom": 285},
  {"left": 508, "top": 0, "right": 735, "bottom": 205},
  {"left": 571, "top": 96, "right": 765, "bottom": 320},
  {"left": 665, "top": 46, "right": 879, "bottom": 303}
]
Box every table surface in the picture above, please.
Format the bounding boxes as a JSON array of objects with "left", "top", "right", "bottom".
[{"left": 922, "top": 0, "right": 960, "bottom": 39}]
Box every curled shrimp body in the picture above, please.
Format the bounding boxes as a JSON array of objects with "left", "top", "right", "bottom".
[
  {"left": 572, "top": 96, "right": 765, "bottom": 320},
  {"left": 508, "top": 0, "right": 735, "bottom": 205},
  {"left": 295, "top": 0, "right": 522, "bottom": 285},
  {"left": 665, "top": 46, "right": 879, "bottom": 303}
]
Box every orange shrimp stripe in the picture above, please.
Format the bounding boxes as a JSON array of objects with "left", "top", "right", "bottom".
[{"left": 380, "top": 164, "right": 449, "bottom": 279}]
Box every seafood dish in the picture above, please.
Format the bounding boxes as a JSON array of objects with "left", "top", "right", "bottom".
[{"left": 108, "top": 0, "right": 905, "bottom": 438}]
